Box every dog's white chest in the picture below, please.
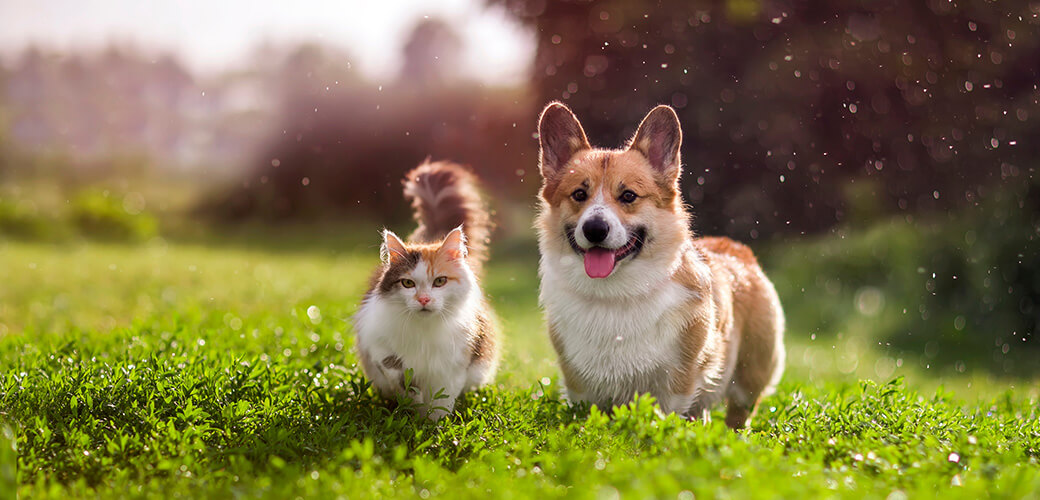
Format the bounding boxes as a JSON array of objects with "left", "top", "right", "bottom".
[{"left": 542, "top": 278, "right": 692, "bottom": 389}]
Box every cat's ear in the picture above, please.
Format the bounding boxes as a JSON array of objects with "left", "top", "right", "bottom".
[
  {"left": 438, "top": 226, "right": 467, "bottom": 261},
  {"left": 538, "top": 102, "right": 590, "bottom": 178},
  {"left": 380, "top": 230, "right": 408, "bottom": 265}
]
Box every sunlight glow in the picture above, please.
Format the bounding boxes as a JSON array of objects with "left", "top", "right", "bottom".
[{"left": 0, "top": 0, "right": 534, "bottom": 85}]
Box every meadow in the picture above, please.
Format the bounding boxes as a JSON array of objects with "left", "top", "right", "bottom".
[
  {"left": 1, "top": 219, "right": 1038, "bottom": 499},
  {"left": 3, "top": 0, "right": 1039, "bottom": 496}
]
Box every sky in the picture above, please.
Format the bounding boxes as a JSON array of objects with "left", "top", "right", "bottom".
[{"left": 0, "top": 0, "right": 535, "bottom": 85}]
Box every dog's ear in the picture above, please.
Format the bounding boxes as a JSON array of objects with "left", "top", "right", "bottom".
[
  {"left": 538, "top": 102, "right": 590, "bottom": 178},
  {"left": 380, "top": 230, "right": 409, "bottom": 265},
  {"left": 628, "top": 105, "right": 682, "bottom": 180}
]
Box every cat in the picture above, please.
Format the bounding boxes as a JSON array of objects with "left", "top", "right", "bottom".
[{"left": 353, "top": 160, "right": 499, "bottom": 421}]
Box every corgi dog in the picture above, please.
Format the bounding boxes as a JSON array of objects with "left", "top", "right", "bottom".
[
  {"left": 535, "top": 103, "right": 785, "bottom": 429},
  {"left": 353, "top": 161, "right": 499, "bottom": 420}
]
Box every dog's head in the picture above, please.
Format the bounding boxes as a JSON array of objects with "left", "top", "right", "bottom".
[{"left": 536, "top": 103, "right": 691, "bottom": 289}]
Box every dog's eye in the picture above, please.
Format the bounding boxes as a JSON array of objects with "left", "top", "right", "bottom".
[
  {"left": 571, "top": 189, "right": 588, "bottom": 202},
  {"left": 433, "top": 276, "right": 447, "bottom": 287},
  {"left": 619, "top": 190, "right": 638, "bottom": 203},
  {"left": 400, "top": 279, "right": 416, "bottom": 288}
]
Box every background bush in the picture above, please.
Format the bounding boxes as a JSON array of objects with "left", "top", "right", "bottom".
[
  {"left": 0, "top": 187, "right": 159, "bottom": 243},
  {"left": 69, "top": 189, "right": 158, "bottom": 242},
  {"left": 0, "top": 196, "right": 53, "bottom": 239},
  {"left": 767, "top": 179, "right": 1040, "bottom": 375}
]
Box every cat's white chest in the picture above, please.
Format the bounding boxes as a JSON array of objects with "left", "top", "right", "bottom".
[{"left": 354, "top": 298, "right": 470, "bottom": 384}]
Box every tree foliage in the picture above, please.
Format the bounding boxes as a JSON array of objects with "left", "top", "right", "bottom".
[{"left": 496, "top": 0, "right": 1040, "bottom": 237}]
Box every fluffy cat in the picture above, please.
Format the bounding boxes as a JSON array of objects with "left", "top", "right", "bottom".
[{"left": 353, "top": 161, "right": 499, "bottom": 420}]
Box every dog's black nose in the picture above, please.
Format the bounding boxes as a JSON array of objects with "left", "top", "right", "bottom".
[{"left": 582, "top": 217, "right": 609, "bottom": 244}]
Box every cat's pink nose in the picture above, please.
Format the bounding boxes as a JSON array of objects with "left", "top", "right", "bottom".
[{"left": 417, "top": 295, "right": 431, "bottom": 306}]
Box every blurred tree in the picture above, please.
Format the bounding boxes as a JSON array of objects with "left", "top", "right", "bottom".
[
  {"left": 0, "top": 46, "right": 224, "bottom": 168},
  {"left": 494, "top": 0, "right": 1040, "bottom": 239},
  {"left": 276, "top": 44, "right": 358, "bottom": 106},
  {"left": 206, "top": 35, "right": 534, "bottom": 224},
  {"left": 0, "top": 45, "right": 280, "bottom": 171},
  {"left": 400, "top": 18, "right": 465, "bottom": 86}
]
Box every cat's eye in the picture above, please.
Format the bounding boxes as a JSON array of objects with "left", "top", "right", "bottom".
[
  {"left": 619, "top": 190, "right": 638, "bottom": 203},
  {"left": 571, "top": 189, "right": 588, "bottom": 202},
  {"left": 433, "top": 276, "right": 448, "bottom": 287},
  {"left": 400, "top": 279, "right": 416, "bottom": 288}
]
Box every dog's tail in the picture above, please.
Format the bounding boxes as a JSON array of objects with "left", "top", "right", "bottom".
[{"left": 403, "top": 160, "right": 492, "bottom": 273}]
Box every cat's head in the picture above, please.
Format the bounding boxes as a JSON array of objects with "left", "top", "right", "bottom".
[{"left": 376, "top": 227, "right": 476, "bottom": 314}]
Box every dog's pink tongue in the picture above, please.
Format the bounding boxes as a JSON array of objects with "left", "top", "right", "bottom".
[{"left": 584, "top": 248, "right": 616, "bottom": 278}]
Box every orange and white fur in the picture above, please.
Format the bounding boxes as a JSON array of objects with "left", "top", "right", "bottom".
[
  {"left": 353, "top": 161, "right": 499, "bottom": 420},
  {"left": 535, "top": 103, "right": 785, "bottom": 429}
]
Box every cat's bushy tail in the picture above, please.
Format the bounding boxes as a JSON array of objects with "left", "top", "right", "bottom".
[{"left": 402, "top": 160, "right": 492, "bottom": 273}]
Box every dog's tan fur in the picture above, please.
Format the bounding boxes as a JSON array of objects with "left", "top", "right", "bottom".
[{"left": 535, "top": 103, "right": 784, "bottom": 428}]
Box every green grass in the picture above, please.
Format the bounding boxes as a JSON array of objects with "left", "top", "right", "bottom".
[{"left": 2, "top": 235, "right": 1039, "bottom": 498}]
